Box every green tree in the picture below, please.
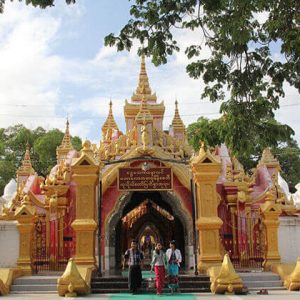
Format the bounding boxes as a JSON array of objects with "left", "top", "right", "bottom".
[
  {"left": 187, "top": 116, "right": 300, "bottom": 189},
  {"left": 187, "top": 116, "right": 224, "bottom": 149},
  {"left": 276, "top": 140, "right": 300, "bottom": 192},
  {"left": 104, "top": 0, "right": 299, "bottom": 152},
  {"left": 0, "top": 0, "right": 75, "bottom": 12},
  {"left": 33, "top": 129, "right": 64, "bottom": 176},
  {"left": 0, "top": 125, "right": 82, "bottom": 195},
  {"left": 71, "top": 136, "right": 82, "bottom": 151}
]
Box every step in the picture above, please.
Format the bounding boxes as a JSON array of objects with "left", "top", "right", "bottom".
[
  {"left": 238, "top": 271, "right": 285, "bottom": 291},
  {"left": 91, "top": 275, "right": 211, "bottom": 294},
  {"left": 244, "top": 281, "right": 283, "bottom": 288},
  {"left": 14, "top": 276, "right": 58, "bottom": 285},
  {"left": 10, "top": 291, "right": 58, "bottom": 295},
  {"left": 11, "top": 284, "right": 57, "bottom": 292},
  {"left": 248, "top": 286, "right": 286, "bottom": 291},
  {"left": 239, "top": 272, "right": 280, "bottom": 281},
  {"left": 10, "top": 275, "right": 59, "bottom": 294}
]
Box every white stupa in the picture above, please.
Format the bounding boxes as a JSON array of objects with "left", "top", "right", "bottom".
[
  {"left": 292, "top": 183, "right": 300, "bottom": 208},
  {"left": 1, "top": 178, "right": 17, "bottom": 210},
  {"left": 278, "top": 173, "right": 291, "bottom": 201}
]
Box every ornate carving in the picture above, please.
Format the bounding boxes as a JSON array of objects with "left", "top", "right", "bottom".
[{"left": 141, "top": 119, "right": 150, "bottom": 150}]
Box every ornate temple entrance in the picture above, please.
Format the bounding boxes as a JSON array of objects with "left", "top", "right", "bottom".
[{"left": 105, "top": 191, "right": 193, "bottom": 270}]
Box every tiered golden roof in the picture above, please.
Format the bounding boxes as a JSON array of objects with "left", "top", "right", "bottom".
[
  {"left": 131, "top": 54, "right": 157, "bottom": 103},
  {"left": 56, "top": 119, "right": 74, "bottom": 162},
  {"left": 171, "top": 100, "right": 185, "bottom": 131},
  {"left": 17, "top": 143, "right": 35, "bottom": 177},
  {"left": 124, "top": 56, "right": 165, "bottom": 132},
  {"left": 259, "top": 147, "right": 280, "bottom": 168},
  {"left": 101, "top": 100, "right": 119, "bottom": 139}
]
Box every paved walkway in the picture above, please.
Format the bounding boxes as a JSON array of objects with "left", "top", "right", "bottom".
[{"left": 2, "top": 291, "right": 300, "bottom": 300}]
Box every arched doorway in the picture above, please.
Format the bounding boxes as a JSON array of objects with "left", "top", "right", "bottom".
[{"left": 105, "top": 191, "right": 193, "bottom": 271}]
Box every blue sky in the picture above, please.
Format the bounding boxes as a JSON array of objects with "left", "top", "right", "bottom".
[{"left": 0, "top": 0, "right": 299, "bottom": 146}]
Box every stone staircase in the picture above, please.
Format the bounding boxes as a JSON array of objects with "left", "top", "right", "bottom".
[
  {"left": 10, "top": 275, "right": 59, "bottom": 294},
  {"left": 238, "top": 271, "right": 285, "bottom": 291},
  {"left": 91, "top": 273, "right": 211, "bottom": 294}
]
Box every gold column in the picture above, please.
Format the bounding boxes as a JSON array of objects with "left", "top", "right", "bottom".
[
  {"left": 260, "top": 191, "right": 281, "bottom": 270},
  {"left": 71, "top": 140, "right": 99, "bottom": 267},
  {"left": 14, "top": 195, "right": 36, "bottom": 275},
  {"left": 191, "top": 143, "right": 222, "bottom": 272}
]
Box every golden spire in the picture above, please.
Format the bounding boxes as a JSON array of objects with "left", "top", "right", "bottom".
[
  {"left": 60, "top": 119, "right": 73, "bottom": 150},
  {"left": 16, "top": 143, "right": 35, "bottom": 182},
  {"left": 101, "top": 99, "right": 119, "bottom": 140},
  {"left": 23, "top": 142, "right": 33, "bottom": 169},
  {"left": 56, "top": 119, "right": 74, "bottom": 162},
  {"left": 171, "top": 99, "right": 185, "bottom": 130},
  {"left": 258, "top": 147, "right": 280, "bottom": 169},
  {"left": 131, "top": 54, "right": 157, "bottom": 103}
]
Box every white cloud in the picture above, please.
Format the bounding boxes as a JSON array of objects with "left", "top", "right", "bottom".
[
  {"left": 0, "top": 2, "right": 62, "bottom": 130},
  {"left": 0, "top": 1, "right": 299, "bottom": 148}
]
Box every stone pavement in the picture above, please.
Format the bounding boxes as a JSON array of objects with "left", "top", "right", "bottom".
[{"left": 1, "top": 291, "right": 300, "bottom": 300}]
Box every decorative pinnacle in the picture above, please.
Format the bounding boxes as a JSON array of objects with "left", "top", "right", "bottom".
[
  {"left": 199, "top": 140, "right": 206, "bottom": 156},
  {"left": 140, "top": 53, "right": 146, "bottom": 75},
  {"left": 17, "top": 142, "right": 35, "bottom": 176},
  {"left": 24, "top": 142, "right": 31, "bottom": 162},
  {"left": 259, "top": 147, "right": 279, "bottom": 168},
  {"left": 101, "top": 100, "right": 119, "bottom": 138},
  {"left": 171, "top": 99, "right": 185, "bottom": 129},
  {"left": 131, "top": 54, "right": 157, "bottom": 102},
  {"left": 60, "top": 119, "right": 73, "bottom": 150}
]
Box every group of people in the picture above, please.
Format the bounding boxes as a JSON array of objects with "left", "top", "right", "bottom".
[{"left": 123, "top": 239, "right": 182, "bottom": 295}]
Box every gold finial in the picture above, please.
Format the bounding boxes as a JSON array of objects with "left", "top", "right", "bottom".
[
  {"left": 199, "top": 140, "right": 206, "bottom": 156},
  {"left": 61, "top": 119, "right": 73, "bottom": 149},
  {"left": 24, "top": 142, "right": 31, "bottom": 162},
  {"left": 101, "top": 99, "right": 119, "bottom": 141},
  {"left": 171, "top": 99, "right": 185, "bottom": 131},
  {"left": 82, "top": 139, "right": 92, "bottom": 152},
  {"left": 21, "top": 194, "right": 31, "bottom": 206},
  {"left": 16, "top": 143, "right": 35, "bottom": 178},
  {"left": 56, "top": 118, "right": 74, "bottom": 162},
  {"left": 131, "top": 55, "right": 157, "bottom": 103},
  {"left": 141, "top": 53, "right": 146, "bottom": 75},
  {"left": 259, "top": 147, "right": 280, "bottom": 168}
]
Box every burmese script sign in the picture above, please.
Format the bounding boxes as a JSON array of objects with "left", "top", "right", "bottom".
[{"left": 118, "top": 167, "right": 173, "bottom": 191}]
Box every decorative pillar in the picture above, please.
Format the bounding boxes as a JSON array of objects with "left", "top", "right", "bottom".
[
  {"left": 260, "top": 191, "right": 282, "bottom": 270},
  {"left": 191, "top": 143, "right": 222, "bottom": 272},
  {"left": 14, "top": 195, "right": 36, "bottom": 275},
  {"left": 71, "top": 140, "right": 99, "bottom": 267}
]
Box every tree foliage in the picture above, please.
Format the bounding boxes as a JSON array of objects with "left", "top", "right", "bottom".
[
  {"left": 104, "top": 0, "right": 299, "bottom": 151},
  {"left": 187, "top": 116, "right": 300, "bottom": 189},
  {"left": 0, "top": 125, "right": 81, "bottom": 195},
  {"left": 0, "top": 0, "right": 75, "bottom": 12}
]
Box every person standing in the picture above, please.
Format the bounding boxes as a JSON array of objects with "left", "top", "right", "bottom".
[
  {"left": 123, "top": 240, "right": 144, "bottom": 294},
  {"left": 166, "top": 240, "right": 182, "bottom": 293},
  {"left": 150, "top": 242, "right": 167, "bottom": 295}
]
